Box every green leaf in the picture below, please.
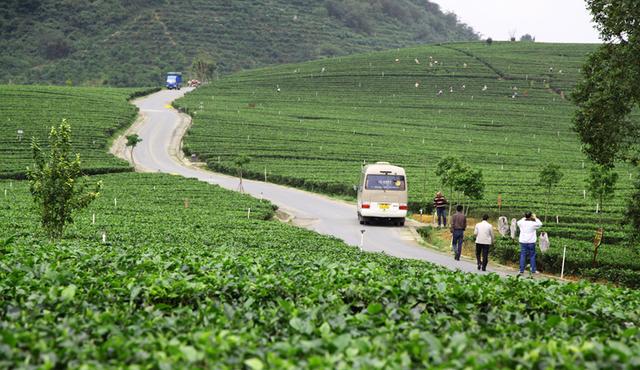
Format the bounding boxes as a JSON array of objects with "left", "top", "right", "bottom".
[
  {"left": 180, "top": 345, "right": 202, "bottom": 363},
  {"left": 244, "top": 358, "right": 264, "bottom": 370},
  {"left": 333, "top": 334, "right": 351, "bottom": 351},
  {"left": 289, "top": 317, "right": 312, "bottom": 334},
  {"left": 61, "top": 284, "right": 77, "bottom": 301},
  {"left": 367, "top": 302, "right": 383, "bottom": 315}
]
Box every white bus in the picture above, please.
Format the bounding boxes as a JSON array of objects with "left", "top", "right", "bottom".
[{"left": 357, "top": 162, "right": 408, "bottom": 226}]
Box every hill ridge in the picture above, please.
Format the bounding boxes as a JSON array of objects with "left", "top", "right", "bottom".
[{"left": 0, "top": 0, "right": 477, "bottom": 86}]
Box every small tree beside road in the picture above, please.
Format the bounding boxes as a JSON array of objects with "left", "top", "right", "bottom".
[
  {"left": 27, "top": 119, "right": 102, "bottom": 239},
  {"left": 538, "top": 163, "right": 564, "bottom": 222},
  {"left": 435, "top": 156, "right": 484, "bottom": 215},
  {"left": 235, "top": 154, "right": 251, "bottom": 193},
  {"left": 125, "top": 134, "right": 142, "bottom": 166},
  {"left": 586, "top": 164, "right": 618, "bottom": 223}
]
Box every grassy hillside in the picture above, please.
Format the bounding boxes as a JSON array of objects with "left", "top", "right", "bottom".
[
  {"left": 0, "top": 85, "right": 155, "bottom": 178},
  {"left": 2, "top": 173, "right": 640, "bottom": 367},
  {"left": 0, "top": 0, "right": 477, "bottom": 86},
  {"left": 175, "top": 41, "right": 640, "bottom": 281}
]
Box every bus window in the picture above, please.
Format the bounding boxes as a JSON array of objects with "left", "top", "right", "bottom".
[{"left": 365, "top": 175, "right": 406, "bottom": 191}]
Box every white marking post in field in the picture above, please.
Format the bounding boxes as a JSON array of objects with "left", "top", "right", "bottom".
[
  {"left": 114, "top": 198, "right": 117, "bottom": 207},
  {"left": 102, "top": 231, "right": 106, "bottom": 243},
  {"left": 560, "top": 245, "right": 567, "bottom": 279},
  {"left": 247, "top": 208, "right": 251, "bottom": 219},
  {"left": 92, "top": 213, "right": 95, "bottom": 225}
]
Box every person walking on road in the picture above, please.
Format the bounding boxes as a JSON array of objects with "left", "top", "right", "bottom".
[
  {"left": 474, "top": 214, "right": 494, "bottom": 271},
  {"left": 450, "top": 205, "right": 467, "bottom": 261},
  {"left": 517, "top": 211, "right": 543, "bottom": 275},
  {"left": 433, "top": 191, "right": 448, "bottom": 227}
]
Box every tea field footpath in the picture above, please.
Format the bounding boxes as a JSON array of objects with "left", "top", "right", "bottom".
[{"left": 123, "top": 89, "right": 518, "bottom": 277}]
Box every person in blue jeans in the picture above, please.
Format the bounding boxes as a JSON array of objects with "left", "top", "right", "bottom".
[
  {"left": 516, "top": 211, "right": 543, "bottom": 275},
  {"left": 450, "top": 205, "right": 467, "bottom": 261}
]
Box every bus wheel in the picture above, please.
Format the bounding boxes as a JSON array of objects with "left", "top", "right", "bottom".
[
  {"left": 397, "top": 219, "right": 405, "bottom": 227},
  {"left": 358, "top": 214, "right": 365, "bottom": 225}
]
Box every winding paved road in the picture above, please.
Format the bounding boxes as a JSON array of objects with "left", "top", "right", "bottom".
[{"left": 126, "top": 89, "right": 514, "bottom": 276}]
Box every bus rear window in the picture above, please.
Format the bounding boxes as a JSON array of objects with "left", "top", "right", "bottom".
[{"left": 365, "top": 175, "right": 406, "bottom": 191}]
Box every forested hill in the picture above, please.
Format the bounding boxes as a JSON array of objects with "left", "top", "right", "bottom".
[{"left": 0, "top": 0, "right": 477, "bottom": 87}]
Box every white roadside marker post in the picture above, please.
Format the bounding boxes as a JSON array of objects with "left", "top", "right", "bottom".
[
  {"left": 560, "top": 245, "right": 567, "bottom": 279},
  {"left": 360, "top": 229, "right": 366, "bottom": 251}
]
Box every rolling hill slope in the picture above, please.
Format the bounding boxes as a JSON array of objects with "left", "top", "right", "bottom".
[{"left": 0, "top": 0, "right": 477, "bottom": 86}]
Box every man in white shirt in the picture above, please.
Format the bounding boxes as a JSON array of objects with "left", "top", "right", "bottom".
[
  {"left": 516, "top": 211, "right": 543, "bottom": 275},
  {"left": 474, "top": 214, "right": 494, "bottom": 271}
]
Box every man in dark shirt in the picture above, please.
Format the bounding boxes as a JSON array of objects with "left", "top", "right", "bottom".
[
  {"left": 450, "top": 205, "right": 467, "bottom": 261},
  {"left": 433, "top": 191, "right": 448, "bottom": 227}
]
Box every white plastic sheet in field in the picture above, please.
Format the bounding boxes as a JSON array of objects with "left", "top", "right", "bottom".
[
  {"left": 539, "top": 232, "right": 550, "bottom": 253},
  {"left": 498, "top": 216, "right": 509, "bottom": 237}
]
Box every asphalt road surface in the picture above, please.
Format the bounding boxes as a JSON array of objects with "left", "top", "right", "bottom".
[{"left": 128, "top": 88, "right": 513, "bottom": 276}]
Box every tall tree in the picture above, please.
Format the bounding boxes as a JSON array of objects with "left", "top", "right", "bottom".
[
  {"left": 538, "top": 163, "right": 564, "bottom": 222},
  {"left": 573, "top": 0, "right": 640, "bottom": 238},
  {"left": 27, "top": 119, "right": 102, "bottom": 239}
]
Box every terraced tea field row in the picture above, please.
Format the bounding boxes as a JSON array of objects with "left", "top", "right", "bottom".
[
  {"left": 0, "top": 85, "right": 157, "bottom": 178},
  {"left": 175, "top": 41, "right": 635, "bottom": 248},
  {"left": 2, "top": 173, "right": 639, "bottom": 368}
]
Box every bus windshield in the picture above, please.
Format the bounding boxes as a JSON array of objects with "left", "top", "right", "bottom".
[{"left": 365, "top": 174, "right": 406, "bottom": 191}]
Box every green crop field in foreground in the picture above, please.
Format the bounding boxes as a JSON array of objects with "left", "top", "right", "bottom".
[
  {"left": 1, "top": 173, "right": 639, "bottom": 368},
  {"left": 176, "top": 41, "right": 640, "bottom": 285},
  {"left": 0, "top": 85, "right": 156, "bottom": 178}
]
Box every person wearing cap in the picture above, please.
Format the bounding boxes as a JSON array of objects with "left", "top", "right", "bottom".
[
  {"left": 433, "top": 191, "right": 448, "bottom": 227},
  {"left": 517, "top": 211, "right": 543, "bottom": 275}
]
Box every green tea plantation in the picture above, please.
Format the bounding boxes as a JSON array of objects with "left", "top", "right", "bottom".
[
  {"left": 1, "top": 174, "right": 639, "bottom": 368},
  {"left": 174, "top": 41, "right": 640, "bottom": 286},
  {"left": 0, "top": 85, "right": 157, "bottom": 178}
]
